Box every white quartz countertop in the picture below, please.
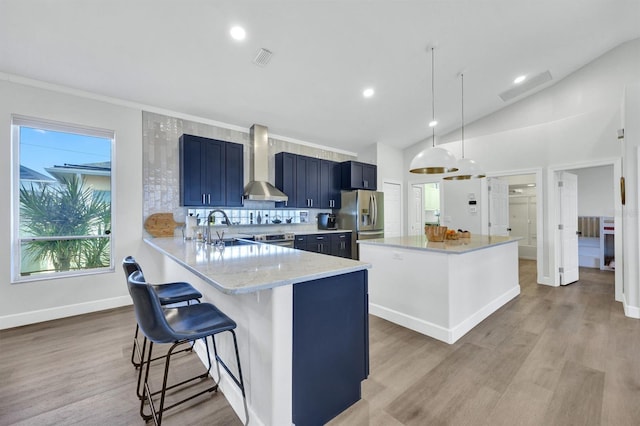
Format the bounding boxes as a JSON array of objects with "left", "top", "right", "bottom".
[
  {"left": 144, "top": 237, "right": 370, "bottom": 295},
  {"left": 358, "top": 234, "right": 521, "bottom": 254}
]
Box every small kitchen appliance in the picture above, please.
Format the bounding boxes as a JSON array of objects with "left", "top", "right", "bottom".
[{"left": 317, "top": 213, "right": 337, "bottom": 230}]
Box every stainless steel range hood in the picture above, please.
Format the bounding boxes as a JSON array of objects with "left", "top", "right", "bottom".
[{"left": 243, "top": 124, "right": 289, "bottom": 202}]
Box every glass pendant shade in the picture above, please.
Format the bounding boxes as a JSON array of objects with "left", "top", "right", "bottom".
[
  {"left": 443, "top": 157, "right": 485, "bottom": 180},
  {"left": 410, "top": 147, "right": 459, "bottom": 174}
]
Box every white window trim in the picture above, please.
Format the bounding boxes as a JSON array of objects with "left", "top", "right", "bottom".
[{"left": 11, "top": 115, "right": 116, "bottom": 283}]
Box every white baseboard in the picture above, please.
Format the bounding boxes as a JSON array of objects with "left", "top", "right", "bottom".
[
  {"left": 623, "top": 296, "right": 640, "bottom": 319},
  {"left": 0, "top": 296, "right": 132, "bottom": 330},
  {"left": 370, "top": 285, "right": 521, "bottom": 345},
  {"left": 192, "top": 339, "right": 262, "bottom": 426},
  {"left": 449, "top": 286, "right": 521, "bottom": 342},
  {"left": 369, "top": 303, "right": 452, "bottom": 343}
]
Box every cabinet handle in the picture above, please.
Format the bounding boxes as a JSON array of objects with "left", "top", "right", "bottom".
[
  {"left": 208, "top": 194, "right": 211, "bottom": 204},
  {"left": 202, "top": 194, "right": 206, "bottom": 204}
]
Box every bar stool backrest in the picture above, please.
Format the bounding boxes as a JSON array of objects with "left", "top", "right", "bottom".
[
  {"left": 127, "top": 270, "right": 175, "bottom": 344},
  {"left": 122, "top": 255, "right": 146, "bottom": 283}
]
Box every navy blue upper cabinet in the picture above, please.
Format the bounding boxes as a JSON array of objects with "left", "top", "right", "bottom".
[
  {"left": 275, "top": 152, "right": 297, "bottom": 207},
  {"left": 276, "top": 152, "right": 341, "bottom": 208},
  {"left": 276, "top": 152, "right": 321, "bottom": 208},
  {"left": 224, "top": 141, "right": 244, "bottom": 206},
  {"left": 179, "top": 134, "right": 243, "bottom": 207},
  {"left": 320, "top": 160, "right": 341, "bottom": 209},
  {"left": 296, "top": 155, "right": 321, "bottom": 208},
  {"left": 340, "top": 161, "right": 377, "bottom": 190}
]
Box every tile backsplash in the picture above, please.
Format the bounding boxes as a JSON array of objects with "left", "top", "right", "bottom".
[{"left": 142, "top": 111, "right": 355, "bottom": 224}]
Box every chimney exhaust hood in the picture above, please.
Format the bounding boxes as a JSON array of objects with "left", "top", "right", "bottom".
[{"left": 243, "top": 124, "right": 289, "bottom": 202}]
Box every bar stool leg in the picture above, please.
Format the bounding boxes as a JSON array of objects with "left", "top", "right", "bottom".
[
  {"left": 140, "top": 338, "right": 218, "bottom": 425},
  {"left": 131, "top": 324, "right": 142, "bottom": 368},
  {"left": 211, "top": 330, "right": 246, "bottom": 398}
]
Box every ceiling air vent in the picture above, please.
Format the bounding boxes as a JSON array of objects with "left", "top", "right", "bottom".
[
  {"left": 253, "top": 48, "right": 273, "bottom": 67},
  {"left": 499, "top": 70, "right": 553, "bottom": 102}
]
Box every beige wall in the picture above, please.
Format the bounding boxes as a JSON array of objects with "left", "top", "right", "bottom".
[{"left": 0, "top": 79, "right": 142, "bottom": 328}]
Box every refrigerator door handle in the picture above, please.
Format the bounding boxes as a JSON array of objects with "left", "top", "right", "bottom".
[
  {"left": 358, "top": 230, "right": 384, "bottom": 237},
  {"left": 371, "top": 194, "right": 375, "bottom": 227},
  {"left": 372, "top": 194, "right": 377, "bottom": 227}
]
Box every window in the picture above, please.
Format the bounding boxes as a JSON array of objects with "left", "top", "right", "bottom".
[{"left": 12, "top": 116, "right": 114, "bottom": 282}]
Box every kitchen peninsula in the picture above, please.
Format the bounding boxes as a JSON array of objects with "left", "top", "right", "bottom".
[
  {"left": 359, "top": 235, "right": 520, "bottom": 344},
  {"left": 144, "top": 237, "right": 370, "bottom": 426}
]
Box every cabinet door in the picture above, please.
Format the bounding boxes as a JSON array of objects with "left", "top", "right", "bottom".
[
  {"left": 341, "top": 161, "right": 377, "bottom": 191},
  {"left": 331, "top": 233, "right": 352, "bottom": 258},
  {"left": 296, "top": 156, "right": 321, "bottom": 208},
  {"left": 225, "top": 141, "right": 244, "bottom": 207},
  {"left": 292, "top": 270, "right": 368, "bottom": 426},
  {"left": 308, "top": 234, "right": 330, "bottom": 254},
  {"left": 276, "top": 152, "right": 297, "bottom": 207},
  {"left": 202, "top": 139, "right": 226, "bottom": 206},
  {"left": 294, "top": 235, "right": 308, "bottom": 251},
  {"left": 320, "top": 160, "right": 341, "bottom": 209},
  {"left": 180, "top": 135, "right": 205, "bottom": 206},
  {"left": 331, "top": 160, "right": 342, "bottom": 208},
  {"left": 362, "top": 164, "right": 377, "bottom": 190}
]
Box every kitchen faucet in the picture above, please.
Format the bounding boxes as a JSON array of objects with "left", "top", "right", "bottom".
[{"left": 206, "top": 209, "right": 231, "bottom": 244}]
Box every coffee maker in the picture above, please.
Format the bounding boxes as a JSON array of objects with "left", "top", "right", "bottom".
[{"left": 317, "top": 213, "right": 337, "bottom": 230}]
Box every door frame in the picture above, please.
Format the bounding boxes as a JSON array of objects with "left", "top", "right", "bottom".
[
  {"left": 487, "top": 168, "right": 545, "bottom": 286},
  {"left": 408, "top": 177, "right": 441, "bottom": 236},
  {"left": 548, "top": 158, "right": 622, "bottom": 301}
]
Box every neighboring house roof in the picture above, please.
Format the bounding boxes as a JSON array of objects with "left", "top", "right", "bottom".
[
  {"left": 45, "top": 162, "right": 111, "bottom": 181},
  {"left": 20, "top": 165, "right": 55, "bottom": 184}
]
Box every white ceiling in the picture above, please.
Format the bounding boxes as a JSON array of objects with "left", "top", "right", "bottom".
[{"left": 1, "top": 0, "right": 639, "bottom": 153}]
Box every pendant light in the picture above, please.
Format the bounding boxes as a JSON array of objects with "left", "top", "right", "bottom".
[
  {"left": 443, "top": 72, "right": 485, "bottom": 180},
  {"left": 410, "top": 47, "right": 458, "bottom": 174}
]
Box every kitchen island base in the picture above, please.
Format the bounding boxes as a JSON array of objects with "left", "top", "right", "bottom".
[
  {"left": 360, "top": 236, "right": 520, "bottom": 344},
  {"left": 144, "top": 238, "right": 370, "bottom": 425}
]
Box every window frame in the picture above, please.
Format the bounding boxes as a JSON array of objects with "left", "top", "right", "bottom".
[{"left": 11, "top": 115, "right": 116, "bottom": 283}]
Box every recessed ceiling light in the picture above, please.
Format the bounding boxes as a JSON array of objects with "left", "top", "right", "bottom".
[
  {"left": 363, "top": 88, "right": 375, "bottom": 98},
  {"left": 230, "top": 26, "right": 246, "bottom": 41},
  {"left": 428, "top": 120, "right": 438, "bottom": 127},
  {"left": 514, "top": 75, "right": 527, "bottom": 84}
]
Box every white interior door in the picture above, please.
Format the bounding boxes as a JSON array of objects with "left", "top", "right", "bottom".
[
  {"left": 409, "top": 185, "right": 423, "bottom": 236},
  {"left": 383, "top": 181, "right": 402, "bottom": 238},
  {"left": 558, "top": 171, "right": 579, "bottom": 285},
  {"left": 489, "top": 177, "right": 510, "bottom": 236}
]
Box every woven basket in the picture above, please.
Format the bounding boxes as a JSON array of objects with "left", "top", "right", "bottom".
[{"left": 425, "top": 225, "right": 447, "bottom": 242}]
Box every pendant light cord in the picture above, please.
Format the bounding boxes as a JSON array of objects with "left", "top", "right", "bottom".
[
  {"left": 431, "top": 47, "right": 436, "bottom": 147},
  {"left": 461, "top": 72, "right": 465, "bottom": 159}
]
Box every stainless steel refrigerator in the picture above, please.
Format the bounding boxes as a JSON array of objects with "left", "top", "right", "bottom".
[{"left": 339, "top": 190, "right": 384, "bottom": 259}]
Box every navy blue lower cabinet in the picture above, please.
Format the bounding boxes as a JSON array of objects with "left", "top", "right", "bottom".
[{"left": 292, "top": 270, "right": 369, "bottom": 425}]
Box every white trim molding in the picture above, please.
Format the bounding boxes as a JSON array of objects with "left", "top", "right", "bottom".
[{"left": 0, "top": 296, "right": 131, "bottom": 330}]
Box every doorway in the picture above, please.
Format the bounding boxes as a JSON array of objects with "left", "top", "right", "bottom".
[
  {"left": 552, "top": 162, "right": 621, "bottom": 300},
  {"left": 507, "top": 174, "right": 538, "bottom": 260},
  {"left": 409, "top": 181, "right": 440, "bottom": 236}
]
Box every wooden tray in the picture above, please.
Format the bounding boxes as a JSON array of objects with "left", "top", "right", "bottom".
[{"left": 144, "top": 213, "right": 184, "bottom": 237}]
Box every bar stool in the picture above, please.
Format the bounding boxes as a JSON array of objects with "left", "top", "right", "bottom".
[
  {"left": 127, "top": 270, "right": 245, "bottom": 425},
  {"left": 122, "top": 256, "right": 202, "bottom": 370}
]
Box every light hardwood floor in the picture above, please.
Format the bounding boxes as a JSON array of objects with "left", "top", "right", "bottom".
[{"left": 1, "top": 260, "right": 638, "bottom": 425}]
